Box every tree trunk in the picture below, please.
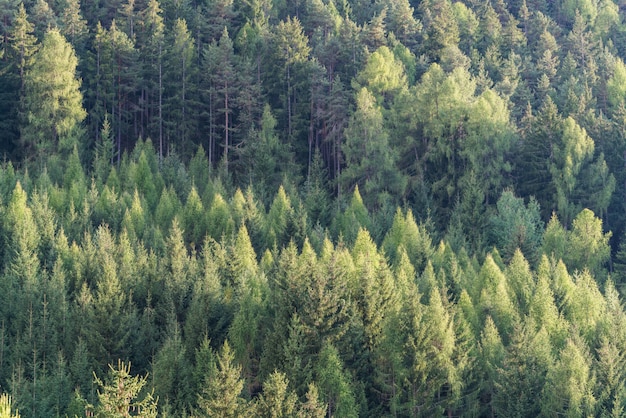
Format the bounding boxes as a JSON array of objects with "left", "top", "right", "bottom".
[
  {"left": 159, "top": 44, "right": 163, "bottom": 162},
  {"left": 225, "top": 79, "right": 229, "bottom": 175}
]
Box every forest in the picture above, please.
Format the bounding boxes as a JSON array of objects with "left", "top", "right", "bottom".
[{"left": 2, "top": 0, "right": 626, "bottom": 416}]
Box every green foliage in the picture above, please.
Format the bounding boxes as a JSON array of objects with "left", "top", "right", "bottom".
[
  {"left": 382, "top": 208, "right": 433, "bottom": 273},
  {"left": 566, "top": 209, "right": 611, "bottom": 277},
  {"left": 315, "top": 343, "right": 358, "bottom": 418},
  {"left": 197, "top": 341, "right": 253, "bottom": 417},
  {"left": 0, "top": 394, "right": 20, "bottom": 418},
  {"left": 354, "top": 46, "right": 407, "bottom": 103},
  {"left": 541, "top": 338, "right": 596, "bottom": 417},
  {"left": 21, "top": 28, "right": 86, "bottom": 162},
  {"left": 490, "top": 190, "right": 544, "bottom": 265},
  {"left": 341, "top": 87, "right": 406, "bottom": 208},
  {"left": 93, "top": 360, "right": 158, "bottom": 417},
  {"left": 5, "top": 1, "right": 626, "bottom": 417},
  {"left": 256, "top": 371, "right": 298, "bottom": 417}
]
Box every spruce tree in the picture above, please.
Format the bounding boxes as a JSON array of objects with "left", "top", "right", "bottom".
[
  {"left": 197, "top": 341, "right": 254, "bottom": 417},
  {"left": 93, "top": 360, "right": 158, "bottom": 418}
]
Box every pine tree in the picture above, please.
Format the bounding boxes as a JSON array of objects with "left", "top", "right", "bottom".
[
  {"left": 263, "top": 186, "right": 294, "bottom": 250},
  {"left": 299, "top": 384, "right": 327, "bottom": 418},
  {"left": 271, "top": 17, "right": 311, "bottom": 142},
  {"left": 478, "top": 316, "right": 504, "bottom": 417},
  {"left": 92, "top": 225, "right": 137, "bottom": 366},
  {"left": 489, "top": 190, "right": 543, "bottom": 265},
  {"left": 152, "top": 323, "right": 191, "bottom": 413},
  {"left": 240, "top": 105, "right": 296, "bottom": 202},
  {"left": 182, "top": 186, "right": 205, "bottom": 247},
  {"left": 207, "top": 193, "right": 235, "bottom": 241},
  {"left": 137, "top": 0, "right": 165, "bottom": 159},
  {"left": 493, "top": 326, "right": 553, "bottom": 417},
  {"left": 229, "top": 224, "right": 258, "bottom": 293},
  {"left": 565, "top": 208, "right": 611, "bottom": 280},
  {"left": 30, "top": 0, "right": 57, "bottom": 40},
  {"left": 93, "top": 114, "right": 115, "bottom": 187}
]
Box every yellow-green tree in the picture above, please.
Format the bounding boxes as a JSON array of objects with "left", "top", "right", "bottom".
[
  {"left": 197, "top": 341, "right": 254, "bottom": 417},
  {"left": 0, "top": 394, "right": 20, "bottom": 418},
  {"left": 20, "top": 28, "right": 86, "bottom": 162},
  {"left": 93, "top": 360, "right": 158, "bottom": 417}
]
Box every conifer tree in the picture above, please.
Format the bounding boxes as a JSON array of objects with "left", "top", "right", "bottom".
[
  {"left": 152, "top": 323, "right": 191, "bottom": 413},
  {"left": 182, "top": 186, "right": 205, "bottom": 247},
  {"left": 478, "top": 316, "right": 504, "bottom": 417},
  {"left": 30, "top": 0, "right": 57, "bottom": 39},
  {"left": 210, "top": 27, "right": 236, "bottom": 173},
  {"left": 93, "top": 114, "right": 115, "bottom": 187},
  {"left": 164, "top": 18, "right": 196, "bottom": 158},
  {"left": 489, "top": 190, "right": 543, "bottom": 265},
  {"left": 59, "top": 0, "right": 87, "bottom": 49},
  {"left": 197, "top": 341, "right": 254, "bottom": 417},
  {"left": 256, "top": 371, "right": 299, "bottom": 417},
  {"left": 271, "top": 16, "right": 311, "bottom": 142},
  {"left": 229, "top": 224, "right": 258, "bottom": 292},
  {"left": 0, "top": 393, "right": 19, "bottom": 418},
  {"left": 10, "top": 3, "right": 37, "bottom": 90},
  {"left": 20, "top": 28, "right": 86, "bottom": 162},
  {"left": 565, "top": 208, "right": 611, "bottom": 280},
  {"left": 493, "top": 326, "right": 553, "bottom": 417},
  {"left": 93, "top": 360, "right": 158, "bottom": 418},
  {"left": 315, "top": 343, "right": 358, "bottom": 418},
  {"left": 299, "top": 384, "right": 327, "bottom": 418},
  {"left": 341, "top": 87, "right": 405, "bottom": 208},
  {"left": 541, "top": 338, "right": 596, "bottom": 417},
  {"left": 137, "top": 0, "right": 165, "bottom": 158}
]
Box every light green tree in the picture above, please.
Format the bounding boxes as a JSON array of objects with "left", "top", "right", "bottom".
[
  {"left": 256, "top": 371, "right": 299, "bottom": 417},
  {"left": 0, "top": 393, "right": 20, "bottom": 418},
  {"left": 93, "top": 360, "right": 158, "bottom": 418},
  {"left": 541, "top": 338, "right": 596, "bottom": 417},
  {"left": 315, "top": 343, "right": 358, "bottom": 418},
  {"left": 478, "top": 316, "right": 504, "bottom": 417},
  {"left": 382, "top": 208, "right": 433, "bottom": 273},
  {"left": 565, "top": 208, "right": 611, "bottom": 279},
  {"left": 354, "top": 46, "right": 407, "bottom": 104},
  {"left": 341, "top": 87, "right": 406, "bottom": 208},
  {"left": 21, "top": 28, "right": 86, "bottom": 161},
  {"left": 489, "top": 190, "right": 543, "bottom": 265},
  {"left": 197, "top": 341, "right": 254, "bottom": 417}
]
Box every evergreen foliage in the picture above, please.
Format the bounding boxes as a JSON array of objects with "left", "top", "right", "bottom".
[{"left": 4, "top": 0, "right": 626, "bottom": 416}]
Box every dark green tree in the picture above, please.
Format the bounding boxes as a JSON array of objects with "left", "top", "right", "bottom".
[{"left": 164, "top": 18, "right": 196, "bottom": 158}]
